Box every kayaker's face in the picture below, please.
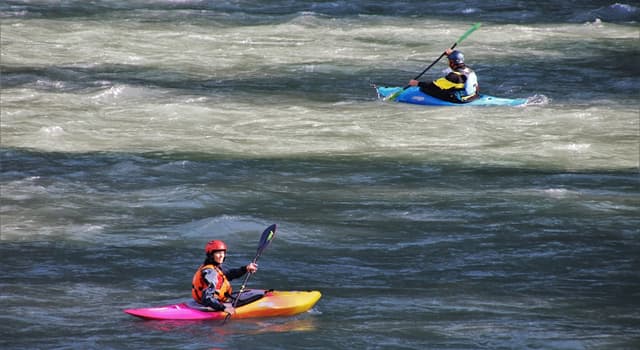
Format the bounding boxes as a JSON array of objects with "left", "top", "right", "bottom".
[{"left": 212, "top": 250, "right": 226, "bottom": 264}]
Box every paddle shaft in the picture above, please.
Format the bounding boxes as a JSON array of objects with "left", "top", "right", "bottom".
[
  {"left": 231, "top": 255, "right": 260, "bottom": 308},
  {"left": 405, "top": 42, "right": 458, "bottom": 87},
  {"left": 223, "top": 224, "right": 276, "bottom": 323},
  {"left": 221, "top": 253, "right": 261, "bottom": 324}
]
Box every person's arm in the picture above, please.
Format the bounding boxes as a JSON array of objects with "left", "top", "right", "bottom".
[
  {"left": 223, "top": 263, "right": 258, "bottom": 281},
  {"left": 409, "top": 79, "right": 432, "bottom": 89},
  {"left": 200, "top": 268, "right": 226, "bottom": 311}
]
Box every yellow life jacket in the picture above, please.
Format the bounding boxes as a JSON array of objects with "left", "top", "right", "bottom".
[
  {"left": 191, "top": 264, "right": 233, "bottom": 304},
  {"left": 433, "top": 71, "right": 465, "bottom": 90},
  {"left": 431, "top": 68, "right": 478, "bottom": 102}
]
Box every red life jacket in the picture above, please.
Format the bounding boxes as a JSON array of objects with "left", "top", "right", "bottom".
[{"left": 191, "top": 264, "right": 233, "bottom": 304}]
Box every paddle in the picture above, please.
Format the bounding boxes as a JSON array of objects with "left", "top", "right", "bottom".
[
  {"left": 384, "top": 22, "right": 482, "bottom": 101},
  {"left": 223, "top": 223, "right": 277, "bottom": 323}
]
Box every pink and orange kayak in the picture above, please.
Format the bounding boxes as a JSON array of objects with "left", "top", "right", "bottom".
[{"left": 124, "top": 289, "right": 321, "bottom": 320}]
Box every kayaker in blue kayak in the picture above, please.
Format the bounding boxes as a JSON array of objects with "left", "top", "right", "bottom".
[
  {"left": 408, "top": 49, "right": 479, "bottom": 103},
  {"left": 191, "top": 239, "right": 258, "bottom": 314}
]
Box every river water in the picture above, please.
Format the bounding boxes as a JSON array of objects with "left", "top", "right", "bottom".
[{"left": 1, "top": 1, "right": 639, "bottom": 349}]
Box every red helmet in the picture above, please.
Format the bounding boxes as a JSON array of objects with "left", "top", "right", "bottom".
[{"left": 205, "top": 240, "right": 227, "bottom": 254}]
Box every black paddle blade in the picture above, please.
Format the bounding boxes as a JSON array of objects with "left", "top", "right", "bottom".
[{"left": 257, "top": 224, "right": 276, "bottom": 256}]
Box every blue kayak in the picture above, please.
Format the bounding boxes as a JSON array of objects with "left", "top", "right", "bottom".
[{"left": 376, "top": 86, "right": 528, "bottom": 107}]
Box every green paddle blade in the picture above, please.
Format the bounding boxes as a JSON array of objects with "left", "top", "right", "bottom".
[
  {"left": 385, "top": 89, "right": 403, "bottom": 101},
  {"left": 457, "top": 22, "right": 481, "bottom": 45}
]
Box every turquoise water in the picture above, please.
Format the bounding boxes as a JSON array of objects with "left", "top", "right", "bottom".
[{"left": 1, "top": 1, "right": 639, "bottom": 349}]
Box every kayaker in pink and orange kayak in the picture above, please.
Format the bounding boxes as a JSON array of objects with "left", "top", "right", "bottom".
[{"left": 191, "top": 239, "right": 258, "bottom": 315}]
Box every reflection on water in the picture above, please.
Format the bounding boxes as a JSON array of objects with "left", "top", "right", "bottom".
[{"left": 130, "top": 313, "right": 319, "bottom": 336}]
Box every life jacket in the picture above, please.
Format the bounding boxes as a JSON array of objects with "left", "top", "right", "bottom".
[
  {"left": 432, "top": 67, "right": 478, "bottom": 102},
  {"left": 433, "top": 72, "right": 466, "bottom": 90},
  {"left": 191, "top": 264, "right": 233, "bottom": 304}
]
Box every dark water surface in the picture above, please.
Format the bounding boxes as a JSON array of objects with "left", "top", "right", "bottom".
[{"left": 1, "top": 1, "right": 639, "bottom": 349}]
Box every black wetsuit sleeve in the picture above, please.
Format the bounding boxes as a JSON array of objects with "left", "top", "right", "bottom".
[
  {"left": 417, "top": 81, "right": 431, "bottom": 89},
  {"left": 222, "top": 265, "right": 248, "bottom": 281}
]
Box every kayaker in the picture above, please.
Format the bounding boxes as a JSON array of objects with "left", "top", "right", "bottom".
[
  {"left": 191, "top": 239, "right": 258, "bottom": 314},
  {"left": 408, "top": 49, "right": 479, "bottom": 103}
]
